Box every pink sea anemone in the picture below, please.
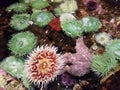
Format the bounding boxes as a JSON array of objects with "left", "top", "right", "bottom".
[
  {"left": 24, "top": 45, "right": 64, "bottom": 89},
  {"left": 62, "top": 37, "right": 93, "bottom": 77}
]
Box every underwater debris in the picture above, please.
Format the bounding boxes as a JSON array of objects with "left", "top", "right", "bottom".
[{"left": 0, "top": 68, "right": 27, "bottom": 90}]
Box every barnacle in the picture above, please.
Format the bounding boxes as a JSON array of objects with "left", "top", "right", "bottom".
[
  {"left": 31, "top": 11, "right": 53, "bottom": 26},
  {"left": 106, "top": 39, "right": 120, "bottom": 60},
  {"left": 30, "top": 0, "right": 49, "bottom": 10},
  {"left": 91, "top": 52, "right": 117, "bottom": 76},
  {"left": 8, "top": 31, "right": 37, "bottom": 56},
  {"left": 10, "top": 14, "right": 30, "bottom": 31},
  {"left": 0, "top": 56, "right": 24, "bottom": 79},
  {"left": 6, "top": 3, "right": 28, "bottom": 13},
  {"left": 79, "top": 16, "right": 102, "bottom": 32}
]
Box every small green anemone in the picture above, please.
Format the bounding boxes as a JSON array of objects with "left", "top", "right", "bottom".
[
  {"left": 31, "top": 11, "right": 53, "bottom": 26},
  {"left": 54, "top": 7, "right": 63, "bottom": 16},
  {"left": 6, "top": 3, "right": 28, "bottom": 13},
  {"left": 79, "top": 16, "right": 102, "bottom": 32},
  {"left": 22, "top": 71, "right": 35, "bottom": 90},
  {"left": 51, "top": 0, "right": 64, "bottom": 3},
  {"left": 30, "top": 0, "right": 49, "bottom": 10},
  {"left": 91, "top": 52, "right": 117, "bottom": 76},
  {"left": 0, "top": 56, "right": 34, "bottom": 90},
  {"left": 61, "top": 19, "right": 83, "bottom": 38},
  {"left": 106, "top": 39, "right": 120, "bottom": 60},
  {"left": 10, "top": 14, "right": 30, "bottom": 31},
  {"left": 19, "top": 0, "right": 32, "bottom": 4},
  {"left": 0, "top": 56, "right": 24, "bottom": 79},
  {"left": 8, "top": 31, "right": 37, "bottom": 56},
  {"left": 59, "top": 0, "right": 78, "bottom": 13}
]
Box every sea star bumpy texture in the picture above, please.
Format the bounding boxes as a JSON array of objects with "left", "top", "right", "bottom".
[
  {"left": 8, "top": 31, "right": 37, "bottom": 56},
  {"left": 62, "top": 37, "right": 93, "bottom": 76},
  {"left": 25, "top": 45, "right": 64, "bottom": 89}
]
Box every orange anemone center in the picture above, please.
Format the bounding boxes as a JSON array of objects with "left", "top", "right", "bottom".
[{"left": 37, "top": 58, "right": 51, "bottom": 74}]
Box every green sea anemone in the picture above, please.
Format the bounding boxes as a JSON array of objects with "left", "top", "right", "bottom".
[
  {"left": 6, "top": 3, "right": 28, "bottom": 13},
  {"left": 106, "top": 39, "right": 120, "bottom": 60},
  {"left": 30, "top": 0, "right": 49, "bottom": 10},
  {"left": 79, "top": 16, "right": 102, "bottom": 32},
  {"left": 8, "top": 31, "right": 37, "bottom": 56},
  {"left": 22, "top": 72, "right": 35, "bottom": 90},
  {"left": 60, "top": 13, "right": 76, "bottom": 22},
  {"left": 54, "top": 7, "right": 63, "bottom": 16},
  {"left": 19, "top": 0, "right": 32, "bottom": 4},
  {"left": 61, "top": 19, "right": 83, "bottom": 38},
  {"left": 0, "top": 56, "right": 24, "bottom": 79},
  {"left": 91, "top": 53, "right": 117, "bottom": 76},
  {"left": 51, "top": 0, "right": 64, "bottom": 3},
  {"left": 31, "top": 11, "right": 53, "bottom": 27},
  {"left": 95, "top": 32, "right": 112, "bottom": 46},
  {"left": 59, "top": 0, "right": 78, "bottom": 13},
  {"left": 10, "top": 14, "right": 30, "bottom": 31},
  {"left": 0, "top": 56, "right": 34, "bottom": 90}
]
